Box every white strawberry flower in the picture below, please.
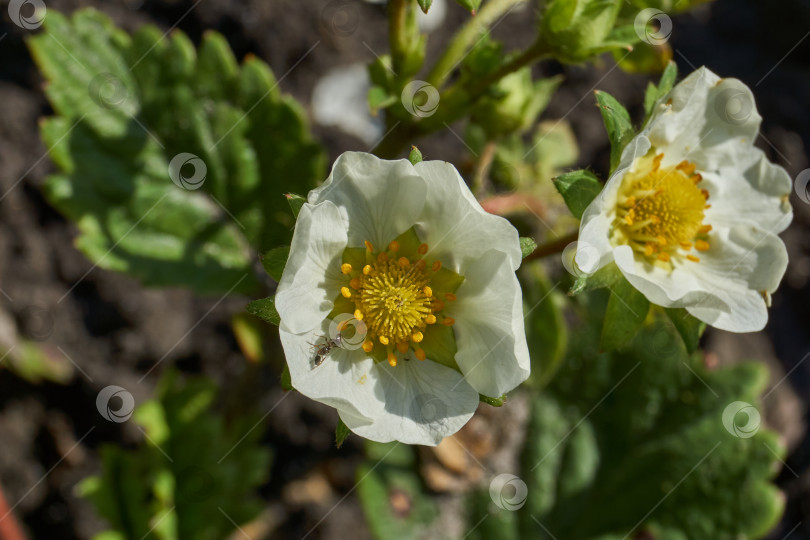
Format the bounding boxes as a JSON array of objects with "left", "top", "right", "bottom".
[
  {"left": 578, "top": 67, "right": 793, "bottom": 332},
  {"left": 276, "top": 152, "right": 530, "bottom": 445}
]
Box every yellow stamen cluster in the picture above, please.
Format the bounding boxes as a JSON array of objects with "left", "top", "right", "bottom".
[
  {"left": 614, "top": 152, "right": 712, "bottom": 268},
  {"left": 339, "top": 240, "right": 457, "bottom": 366}
]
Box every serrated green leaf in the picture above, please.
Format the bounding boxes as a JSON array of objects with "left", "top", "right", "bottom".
[
  {"left": 260, "top": 246, "right": 290, "bottom": 282},
  {"left": 600, "top": 277, "right": 650, "bottom": 351},
  {"left": 553, "top": 169, "right": 603, "bottom": 220},
  {"left": 246, "top": 297, "right": 280, "bottom": 326},
  {"left": 520, "top": 237, "right": 538, "bottom": 258},
  {"left": 28, "top": 9, "right": 325, "bottom": 294},
  {"left": 665, "top": 308, "right": 706, "bottom": 353},
  {"left": 336, "top": 418, "right": 351, "bottom": 448},
  {"left": 594, "top": 90, "right": 634, "bottom": 173}
]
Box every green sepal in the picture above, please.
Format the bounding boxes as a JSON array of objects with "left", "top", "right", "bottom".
[
  {"left": 600, "top": 277, "right": 651, "bottom": 351},
  {"left": 420, "top": 323, "right": 460, "bottom": 371},
  {"left": 643, "top": 60, "right": 678, "bottom": 117},
  {"left": 409, "top": 146, "right": 423, "bottom": 165},
  {"left": 453, "top": 0, "right": 481, "bottom": 14},
  {"left": 417, "top": 0, "right": 433, "bottom": 14},
  {"left": 281, "top": 364, "right": 293, "bottom": 391},
  {"left": 285, "top": 193, "right": 306, "bottom": 219},
  {"left": 594, "top": 90, "right": 634, "bottom": 173},
  {"left": 569, "top": 262, "right": 622, "bottom": 296},
  {"left": 479, "top": 394, "right": 506, "bottom": 407},
  {"left": 260, "top": 246, "right": 289, "bottom": 282},
  {"left": 246, "top": 297, "right": 280, "bottom": 326},
  {"left": 368, "top": 85, "right": 398, "bottom": 115},
  {"left": 520, "top": 237, "right": 538, "bottom": 258},
  {"left": 553, "top": 169, "right": 603, "bottom": 220},
  {"left": 336, "top": 418, "right": 351, "bottom": 448},
  {"left": 665, "top": 307, "right": 706, "bottom": 353}
]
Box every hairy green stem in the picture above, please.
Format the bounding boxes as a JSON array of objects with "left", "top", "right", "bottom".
[{"left": 388, "top": 0, "right": 408, "bottom": 74}]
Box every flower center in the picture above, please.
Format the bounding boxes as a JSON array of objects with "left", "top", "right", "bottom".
[
  {"left": 613, "top": 152, "right": 712, "bottom": 266},
  {"left": 337, "top": 236, "right": 460, "bottom": 367}
]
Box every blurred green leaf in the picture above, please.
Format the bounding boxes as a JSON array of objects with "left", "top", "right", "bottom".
[
  {"left": 521, "top": 262, "right": 567, "bottom": 387},
  {"left": 80, "top": 371, "right": 271, "bottom": 540},
  {"left": 553, "top": 170, "right": 602, "bottom": 220},
  {"left": 665, "top": 307, "right": 706, "bottom": 353},
  {"left": 594, "top": 90, "right": 634, "bottom": 173},
  {"left": 600, "top": 277, "right": 650, "bottom": 351},
  {"left": 260, "top": 246, "right": 290, "bottom": 282},
  {"left": 28, "top": 9, "right": 325, "bottom": 295},
  {"left": 336, "top": 418, "right": 351, "bottom": 448}
]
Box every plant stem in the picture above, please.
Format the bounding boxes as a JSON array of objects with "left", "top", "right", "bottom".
[
  {"left": 471, "top": 141, "right": 497, "bottom": 197},
  {"left": 388, "top": 0, "right": 408, "bottom": 74},
  {"left": 524, "top": 231, "right": 578, "bottom": 262},
  {"left": 425, "top": 0, "right": 528, "bottom": 88}
]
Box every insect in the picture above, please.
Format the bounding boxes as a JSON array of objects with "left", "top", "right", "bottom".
[{"left": 310, "top": 333, "right": 344, "bottom": 368}]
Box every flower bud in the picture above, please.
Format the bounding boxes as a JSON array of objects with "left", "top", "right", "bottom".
[{"left": 539, "top": 0, "right": 622, "bottom": 63}]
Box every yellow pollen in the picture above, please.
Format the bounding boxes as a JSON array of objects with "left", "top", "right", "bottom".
[
  {"left": 396, "top": 341, "right": 409, "bottom": 353},
  {"left": 388, "top": 352, "right": 397, "bottom": 367},
  {"left": 695, "top": 240, "right": 710, "bottom": 251},
  {"left": 362, "top": 340, "right": 374, "bottom": 352},
  {"left": 687, "top": 255, "right": 700, "bottom": 262},
  {"left": 614, "top": 152, "right": 711, "bottom": 266},
  {"left": 415, "top": 348, "right": 426, "bottom": 361},
  {"left": 365, "top": 241, "right": 374, "bottom": 252},
  {"left": 341, "top": 287, "right": 352, "bottom": 298},
  {"left": 445, "top": 293, "right": 457, "bottom": 301},
  {"left": 388, "top": 240, "right": 400, "bottom": 252},
  {"left": 699, "top": 225, "right": 712, "bottom": 233},
  {"left": 418, "top": 244, "right": 428, "bottom": 254},
  {"left": 398, "top": 257, "right": 410, "bottom": 268},
  {"left": 363, "top": 264, "right": 372, "bottom": 275},
  {"left": 341, "top": 263, "right": 353, "bottom": 274},
  {"left": 354, "top": 260, "right": 435, "bottom": 343},
  {"left": 350, "top": 278, "right": 361, "bottom": 289},
  {"left": 412, "top": 331, "right": 423, "bottom": 343},
  {"left": 354, "top": 309, "right": 363, "bottom": 321},
  {"left": 425, "top": 314, "right": 437, "bottom": 324},
  {"left": 432, "top": 261, "right": 442, "bottom": 272},
  {"left": 442, "top": 317, "right": 455, "bottom": 326}
]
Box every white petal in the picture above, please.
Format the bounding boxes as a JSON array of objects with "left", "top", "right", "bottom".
[
  {"left": 414, "top": 160, "right": 522, "bottom": 272},
  {"left": 340, "top": 357, "right": 479, "bottom": 446},
  {"left": 702, "top": 146, "right": 793, "bottom": 234},
  {"left": 308, "top": 152, "right": 427, "bottom": 249},
  {"left": 447, "top": 249, "right": 530, "bottom": 397},
  {"left": 578, "top": 135, "right": 652, "bottom": 272},
  {"left": 279, "top": 320, "right": 382, "bottom": 426},
  {"left": 648, "top": 67, "right": 762, "bottom": 170},
  {"left": 276, "top": 201, "right": 347, "bottom": 334}
]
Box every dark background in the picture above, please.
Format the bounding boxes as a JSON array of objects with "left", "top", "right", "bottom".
[{"left": 0, "top": 0, "right": 808, "bottom": 538}]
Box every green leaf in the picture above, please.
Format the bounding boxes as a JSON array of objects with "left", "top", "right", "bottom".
[
  {"left": 409, "top": 146, "right": 423, "bottom": 165},
  {"left": 285, "top": 193, "right": 306, "bottom": 219},
  {"left": 479, "top": 394, "right": 507, "bottom": 407},
  {"left": 594, "top": 90, "right": 634, "bottom": 173},
  {"left": 417, "top": 0, "right": 433, "bottom": 14},
  {"left": 81, "top": 371, "right": 272, "bottom": 540},
  {"left": 453, "top": 0, "right": 481, "bottom": 14},
  {"left": 357, "top": 444, "right": 439, "bottom": 539},
  {"left": 600, "top": 277, "right": 650, "bottom": 351},
  {"left": 553, "top": 170, "right": 602, "bottom": 220},
  {"left": 368, "top": 85, "right": 398, "bottom": 114},
  {"left": 520, "top": 237, "right": 538, "bottom": 258},
  {"left": 519, "top": 310, "right": 785, "bottom": 539},
  {"left": 260, "top": 246, "right": 290, "bottom": 282},
  {"left": 28, "top": 9, "right": 325, "bottom": 295},
  {"left": 281, "top": 364, "right": 293, "bottom": 391},
  {"left": 521, "top": 262, "right": 567, "bottom": 387},
  {"left": 643, "top": 60, "right": 678, "bottom": 117},
  {"left": 246, "top": 297, "right": 280, "bottom": 326},
  {"left": 336, "top": 418, "right": 351, "bottom": 448},
  {"left": 665, "top": 308, "right": 706, "bottom": 353}
]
